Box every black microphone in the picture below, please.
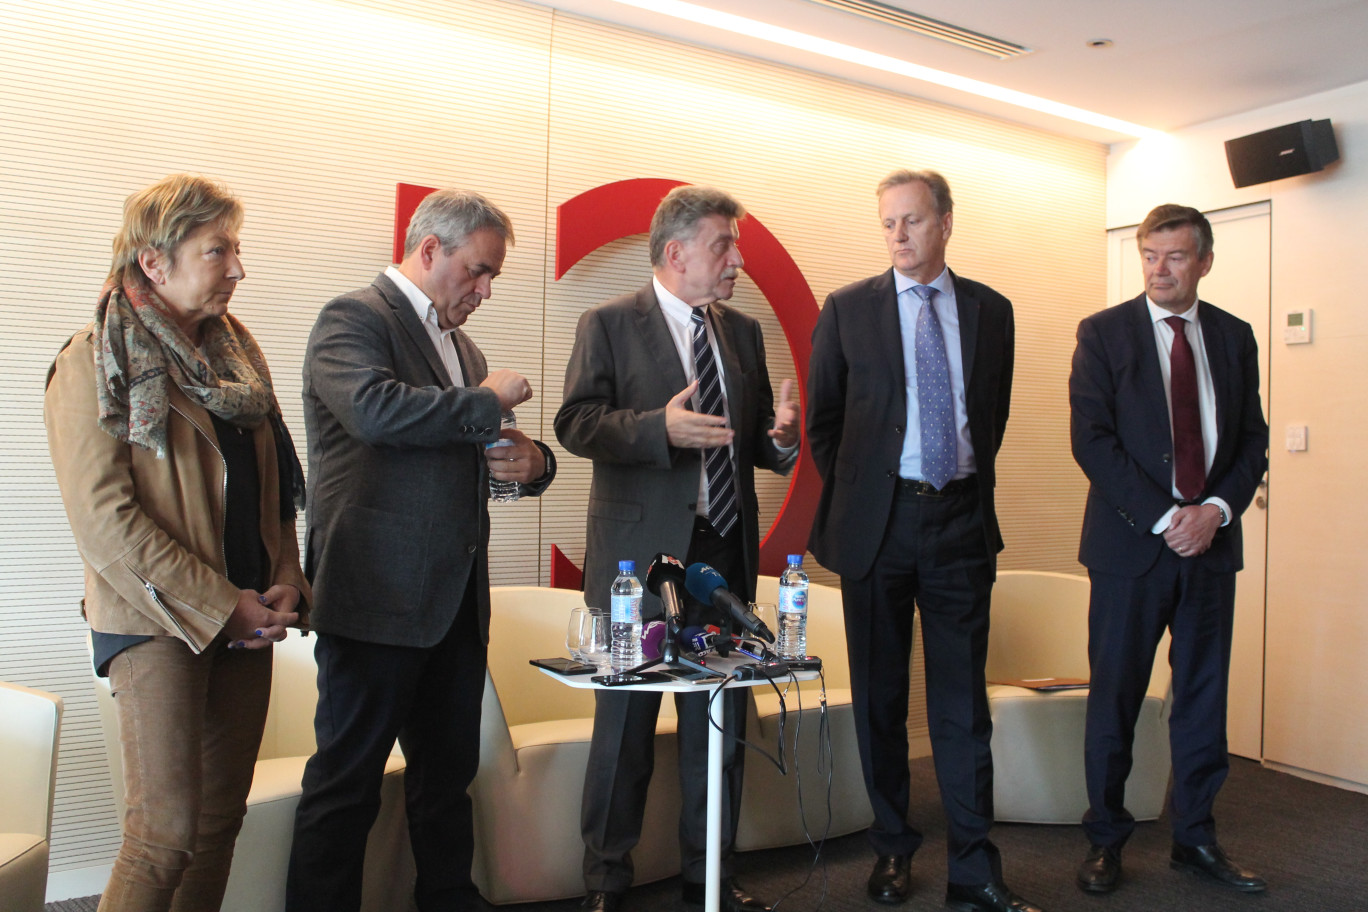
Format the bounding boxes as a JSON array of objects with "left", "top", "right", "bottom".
[
  {"left": 684, "top": 563, "right": 776, "bottom": 644},
  {"left": 645, "top": 553, "right": 688, "bottom": 627}
]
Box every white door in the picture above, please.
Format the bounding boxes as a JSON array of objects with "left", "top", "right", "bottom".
[{"left": 1108, "top": 203, "right": 1271, "bottom": 760}]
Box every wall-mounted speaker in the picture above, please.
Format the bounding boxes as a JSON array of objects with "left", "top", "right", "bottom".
[{"left": 1224, "top": 120, "right": 1339, "bottom": 189}]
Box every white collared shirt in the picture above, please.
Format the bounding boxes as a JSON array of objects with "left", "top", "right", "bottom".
[
  {"left": 653, "top": 276, "right": 731, "bottom": 520},
  {"left": 1146, "top": 297, "right": 1231, "bottom": 531},
  {"left": 385, "top": 265, "right": 464, "bottom": 387},
  {"left": 894, "top": 266, "right": 976, "bottom": 480}
]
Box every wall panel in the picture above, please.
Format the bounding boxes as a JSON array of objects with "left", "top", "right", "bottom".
[
  {"left": 0, "top": 0, "right": 556, "bottom": 874},
  {"left": 1110, "top": 81, "right": 1368, "bottom": 789}
]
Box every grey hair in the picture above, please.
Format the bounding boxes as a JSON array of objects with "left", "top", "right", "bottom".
[
  {"left": 403, "top": 189, "right": 515, "bottom": 258},
  {"left": 876, "top": 169, "right": 954, "bottom": 217},
  {"left": 648, "top": 185, "right": 745, "bottom": 267}
]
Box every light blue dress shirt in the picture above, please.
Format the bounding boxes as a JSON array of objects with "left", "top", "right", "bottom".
[{"left": 895, "top": 267, "right": 976, "bottom": 481}]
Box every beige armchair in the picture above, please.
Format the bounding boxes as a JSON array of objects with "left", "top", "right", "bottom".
[
  {"left": 472, "top": 586, "right": 682, "bottom": 905},
  {"left": 89, "top": 633, "right": 413, "bottom": 912},
  {"left": 986, "top": 571, "right": 1172, "bottom": 824},
  {"left": 0, "top": 680, "right": 63, "bottom": 912},
  {"left": 736, "top": 577, "right": 872, "bottom": 850}
]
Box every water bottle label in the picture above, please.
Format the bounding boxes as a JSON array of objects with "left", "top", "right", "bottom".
[
  {"left": 611, "top": 595, "right": 637, "bottom": 624},
  {"left": 778, "top": 587, "right": 807, "bottom": 612}
]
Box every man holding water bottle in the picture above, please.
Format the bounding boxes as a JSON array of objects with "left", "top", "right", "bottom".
[{"left": 290, "top": 189, "right": 555, "bottom": 912}]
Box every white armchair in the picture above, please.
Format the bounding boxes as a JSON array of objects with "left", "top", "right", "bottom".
[
  {"left": 472, "top": 586, "right": 682, "bottom": 905},
  {"left": 736, "top": 577, "right": 872, "bottom": 850},
  {"left": 986, "top": 571, "right": 1172, "bottom": 824},
  {"left": 0, "top": 680, "right": 63, "bottom": 912},
  {"left": 89, "top": 633, "right": 414, "bottom": 912}
]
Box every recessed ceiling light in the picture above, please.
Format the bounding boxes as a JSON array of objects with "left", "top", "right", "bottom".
[
  {"left": 807, "top": 0, "right": 1031, "bottom": 59},
  {"left": 1086, "top": 39, "right": 1114, "bottom": 49}
]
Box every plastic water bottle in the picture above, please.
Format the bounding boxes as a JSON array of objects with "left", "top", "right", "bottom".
[
  {"left": 610, "top": 560, "right": 643, "bottom": 671},
  {"left": 486, "top": 411, "right": 520, "bottom": 503},
  {"left": 777, "top": 554, "right": 809, "bottom": 661}
]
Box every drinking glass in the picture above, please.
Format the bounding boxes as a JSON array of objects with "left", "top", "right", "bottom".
[
  {"left": 751, "top": 602, "right": 777, "bottom": 635},
  {"left": 566, "top": 607, "right": 592, "bottom": 661},
  {"left": 583, "top": 610, "right": 611, "bottom": 669},
  {"left": 751, "top": 603, "right": 778, "bottom": 659}
]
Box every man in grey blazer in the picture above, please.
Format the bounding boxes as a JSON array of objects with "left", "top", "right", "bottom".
[
  {"left": 555, "top": 186, "right": 798, "bottom": 912},
  {"left": 287, "top": 190, "right": 555, "bottom": 912}
]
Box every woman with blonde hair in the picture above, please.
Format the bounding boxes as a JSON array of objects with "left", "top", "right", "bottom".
[{"left": 45, "top": 173, "right": 310, "bottom": 911}]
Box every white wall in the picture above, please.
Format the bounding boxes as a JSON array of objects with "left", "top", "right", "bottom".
[{"left": 1108, "top": 79, "right": 1368, "bottom": 789}]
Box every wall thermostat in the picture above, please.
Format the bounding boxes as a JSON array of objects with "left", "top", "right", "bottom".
[{"left": 1284, "top": 309, "right": 1312, "bottom": 344}]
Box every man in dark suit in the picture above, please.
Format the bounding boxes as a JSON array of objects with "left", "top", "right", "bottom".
[
  {"left": 287, "top": 189, "right": 556, "bottom": 912},
  {"left": 1071, "top": 204, "right": 1268, "bottom": 896},
  {"left": 808, "top": 170, "right": 1042, "bottom": 912},
  {"left": 556, "top": 185, "right": 798, "bottom": 912}
]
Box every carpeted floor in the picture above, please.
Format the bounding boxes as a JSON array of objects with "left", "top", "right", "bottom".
[{"left": 46, "top": 756, "right": 1368, "bottom": 912}]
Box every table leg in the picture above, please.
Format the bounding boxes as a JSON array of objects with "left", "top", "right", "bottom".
[{"left": 706, "top": 687, "right": 723, "bottom": 912}]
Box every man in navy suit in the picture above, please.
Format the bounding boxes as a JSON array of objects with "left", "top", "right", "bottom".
[
  {"left": 808, "top": 170, "right": 1042, "bottom": 912},
  {"left": 1071, "top": 204, "right": 1269, "bottom": 895}
]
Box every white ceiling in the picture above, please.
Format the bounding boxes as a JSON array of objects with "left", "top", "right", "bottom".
[{"left": 532, "top": 0, "right": 1368, "bottom": 143}]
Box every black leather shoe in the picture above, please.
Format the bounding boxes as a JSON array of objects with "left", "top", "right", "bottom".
[
  {"left": 867, "top": 854, "right": 913, "bottom": 904},
  {"left": 1170, "top": 843, "right": 1267, "bottom": 892},
  {"left": 681, "top": 877, "right": 772, "bottom": 911},
  {"left": 945, "top": 881, "right": 1046, "bottom": 912},
  {"left": 1076, "top": 844, "right": 1122, "bottom": 893},
  {"left": 579, "top": 890, "right": 623, "bottom": 912}
]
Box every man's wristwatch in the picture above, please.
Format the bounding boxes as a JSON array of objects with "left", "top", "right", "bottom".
[{"left": 1212, "top": 503, "right": 1229, "bottom": 526}]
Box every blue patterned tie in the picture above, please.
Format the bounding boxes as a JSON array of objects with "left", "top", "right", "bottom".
[
  {"left": 691, "top": 309, "right": 738, "bottom": 537},
  {"left": 913, "top": 285, "right": 956, "bottom": 490}
]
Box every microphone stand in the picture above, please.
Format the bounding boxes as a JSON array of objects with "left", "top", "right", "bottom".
[
  {"left": 711, "top": 614, "right": 737, "bottom": 658},
  {"left": 629, "top": 583, "right": 724, "bottom": 678}
]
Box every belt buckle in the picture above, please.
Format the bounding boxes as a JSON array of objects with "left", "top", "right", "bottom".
[{"left": 899, "top": 478, "right": 942, "bottom": 497}]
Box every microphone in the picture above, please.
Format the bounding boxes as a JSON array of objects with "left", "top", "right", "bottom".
[
  {"left": 640, "top": 620, "right": 667, "bottom": 660},
  {"left": 684, "top": 563, "right": 776, "bottom": 644},
  {"left": 679, "top": 625, "right": 721, "bottom": 655},
  {"left": 645, "top": 553, "right": 688, "bottom": 627}
]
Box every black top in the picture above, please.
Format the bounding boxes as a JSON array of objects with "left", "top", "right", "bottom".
[{"left": 93, "top": 414, "right": 268, "bottom": 675}]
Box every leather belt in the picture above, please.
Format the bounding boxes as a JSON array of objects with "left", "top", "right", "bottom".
[{"left": 896, "top": 475, "right": 976, "bottom": 497}]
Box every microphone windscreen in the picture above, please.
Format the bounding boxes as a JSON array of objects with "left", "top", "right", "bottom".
[
  {"left": 678, "top": 625, "right": 713, "bottom": 653},
  {"left": 678, "top": 624, "right": 705, "bottom": 643},
  {"left": 645, "top": 553, "right": 687, "bottom": 596},
  {"left": 640, "top": 620, "right": 666, "bottom": 660},
  {"left": 684, "top": 562, "right": 727, "bottom": 604}
]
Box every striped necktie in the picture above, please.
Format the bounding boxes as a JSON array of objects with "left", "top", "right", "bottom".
[
  {"left": 913, "top": 285, "right": 957, "bottom": 490},
  {"left": 691, "top": 309, "right": 738, "bottom": 537}
]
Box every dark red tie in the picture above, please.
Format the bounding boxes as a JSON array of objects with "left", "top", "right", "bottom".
[{"left": 1165, "top": 316, "right": 1205, "bottom": 500}]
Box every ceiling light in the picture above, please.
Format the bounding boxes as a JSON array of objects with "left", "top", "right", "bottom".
[
  {"left": 806, "top": 0, "right": 1031, "bottom": 59},
  {"left": 600, "top": 0, "right": 1164, "bottom": 138}
]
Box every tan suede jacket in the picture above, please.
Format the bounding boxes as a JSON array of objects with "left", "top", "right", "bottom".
[{"left": 44, "top": 326, "right": 311, "bottom": 651}]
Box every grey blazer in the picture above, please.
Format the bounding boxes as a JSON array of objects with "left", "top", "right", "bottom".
[
  {"left": 555, "top": 283, "right": 795, "bottom": 617},
  {"left": 302, "top": 273, "right": 553, "bottom": 647}
]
